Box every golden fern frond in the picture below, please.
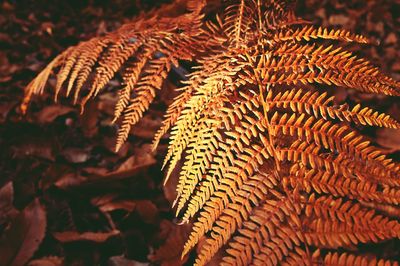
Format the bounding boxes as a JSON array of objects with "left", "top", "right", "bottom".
[
  {"left": 318, "top": 251, "right": 400, "bottom": 266},
  {"left": 152, "top": 46, "right": 228, "bottom": 151},
  {"left": 303, "top": 194, "right": 400, "bottom": 248},
  {"left": 116, "top": 55, "right": 172, "bottom": 151},
  {"left": 266, "top": 88, "right": 400, "bottom": 128},
  {"left": 22, "top": 0, "right": 400, "bottom": 265},
  {"left": 264, "top": 0, "right": 304, "bottom": 29},
  {"left": 162, "top": 48, "right": 250, "bottom": 180},
  {"left": 222, "top": 0, "right": 257, "bottom": 45},
  {"left": 282, "top": 248, "right": 400, "bottom": 266},
  {"left": 164, "top": 17, "right": 400, "bottom": 264},
  {"left": 22, "top": 1, "right": 224, "bottom": 151},
  {"left": 272, "top": 25, "right": 373, "bottom": 44},
  {"left": 288, "top": 165, "right": 400, "bottom": 206},
  {"left": 172, "top": 90, "right": 260, "bottom": 203},
  {"left": 250, "top": 42, "right": 400, "bottom": 96},
  {"left": 112, "top": 44, "right": 160, "bottom": 124}
]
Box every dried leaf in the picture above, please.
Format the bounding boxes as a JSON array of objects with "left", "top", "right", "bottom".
[
  {"left": 52, "top": 230, "right": 120, "bottom": 243},
  {"left": 79, "top": 100, "right": 99, "bottom": 138},
  {"left": 103, "top": 152, "right": 156, "bottom": 180},
  {"left": 61, "top": 147, "right": 90, "bottom": 164},
  {"left": 54, "top": 152, "right": 156, "bottom": 189},
  {"left": 34, "top": 105, "right": 75, "bottom": 124},
  {"left": 131, "top": 114, "right": 162, "bottom": 139},
  {"left": 376, "top": 128, "right": 400, "bottom": 152},
  {"left": 328, "top": 14, "right": 350, "bottom": 26},
  {"left": 12, "top": 137, "right": 55, "bottom": 161},
  {"left": 149, "top": 220, "right": 191, "bottom": 266},
  {"left": 0, "top": 199, "right": 47, "bottom": 266},
  {"left": 0, "top": 101, "right": 16, "bottom": 123},
  {"left": 162, "top": 171, "right": 179, "bottom": 205},
  {"left": 135, "top": 200, "right": 158, "bottom": 224},
  {"left": 91, "top": 195, "right": 136, "bottom": 213},
  {"left": 53, "top": 172, "right": 87, "bottom": 189},
  {"left": 108, "top": 256, "right": 149, "bottom": 266},
  {"left": 0, "top": 182, "right": 16, "bottom": 216},
  {"left": 28, "top": 256, "right": 64, "bottom": 266}
]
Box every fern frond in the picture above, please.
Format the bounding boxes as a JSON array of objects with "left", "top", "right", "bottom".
[
  {"left": 221, "top": 194, "right": 293, "bottom": 265},
  {"left": 251, "top": 43, "right": 400, "bottom": 96},
  {"left": 320, "top": 251, "right": 400, "bottom": 266},
  {"left": 22, "top": 5, "right": 223, "bottom": 151},
  {"left": 162, "top": 50, "right": 249, "bottom": 180},
  {"left": 113, "top": 44, "right": 158, "bottom": 123},
  {"left": 115, "top": 56, "right": 171, "bottom": 151},
  {"left": 174, "top": 91, "right": 260, "bottom": 215},
  {"left": 223, "top": 0, "right": 256, "bottom": 45},
  {"left": 288, "top": 165, "right": 400, "bottom": 206},
  {"left": 152, "top": 50, "right": 229, "bottom": 151},
  {"left": 267, "top": 88, "right": 400, "bottom": 128},
  {"left": 303, "top": 194, "right": 400, "bottom": 248},
  {"left": 273, "top": 25, "right": 372, "bottom": 44},
  {"left": 22, "top": 1, "right": 400, "bottom": 265}
]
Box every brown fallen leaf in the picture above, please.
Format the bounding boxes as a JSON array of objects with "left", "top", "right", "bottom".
[
  {"left": 12, "top": 137, "right": 55, "bottom": 161},
  {"left": 0, "top": 199, "right": 47, "bottom": 266},
  {"left": 52, "top": 230, "right": 120, "bottom": 243},
  {"left": 105, "top": 153, "right": 157, "bottom": 180},
  {"left": 98, "top": 92, "right": 118, "bottom": 116},
  {"left": 53, "top": 171, "right": 87, "bottom": 189},
  {"left": 108, "top": 256, "right": 149, "bottom": 266},
  {"left": 135, "top": 200, "right": 158, "bottom": 224},
  {"left": 162, "top": 171, "right": 179, "bottom": 206},
  {"left": 91, "top": 195, "right": 136, "bottom": 213},
  {"left": 54, "top": 152, "right": 156, "bottom": 189},
  {"left": 149, "top": 220, "right": 191, "bottom": 266},
  {"left": 131, "top": 114, "right": 162, "bottom": 139},
  {"left": 61, "top": 147, "right": 90, "bottom": 164},
  {"left": 0, "top": 101, "right": 16, "bottom": 124},
  {"left": 79, "top": 100, "right": 99, "bottom": 138},
  {"left": 376, "top": 128, "right": 400, "bottom": 153},
  {"left": 0, "top": 182, "right": 18, "bottom": 226},
  {"left": 34, "top": 104, "right": 75, "bottom": 124},
  {"left": 103, "top": 136, "right": 130, "bottom": 157},
  {"left": 28, "top": 256, "right": 64, "bottom": 266}
]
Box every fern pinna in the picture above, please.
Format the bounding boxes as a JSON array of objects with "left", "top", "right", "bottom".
[{"left": 22, "top": 0, "right": 400, "bottom": 265}]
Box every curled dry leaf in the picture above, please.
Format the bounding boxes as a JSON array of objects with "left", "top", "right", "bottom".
[
  {"left": 98, "top": 200, "right": 137, "bottom": 213},
  {"left": 91, "top": 194, "right": 136, "bottom": 213},
  {"left": 0, "top": 199, "right": 47, "bottom": 266},
  {"left": 135, "top": 200, "right": 158, "bottom": 224},
  {"left": 79, "top": 100, "right": 99, "bottom": 138},
  {"left": 162, "top": 168, "right": 179, "bottom": 205},
  {"left": 12, "top": 137, "right": 55, "bottom": 161},
  {"left": 108, "top": 255, "right": 150, "bottom": 266},
  {"left": 28, "top": 256, "right": 64, "bottom": 266},
  {"left": 376, "top": 128, "right": 400, "bottom": 153},
  {"left": 105, "top": 153, "right": 156, "bottom": 180},
  {"left": 61, "top": 147, "right": 90, "bottom": 164},
  {"left": 54, "top": 153, "right": 156, "bottom": 189},
  {"left": 131, "top": 114, "right": 162, "bottom": 139},
  {"left": 34, "top": 104, "right": 75, "bottom": 124},
  {"left": 149, "top": 220, "right": 191, "bottom": 266},
  {"left": 0, "top": 101, "right": 16, "bottom": 124},
  {"left": 0, "top": 182, "right": 18, "bottom": 221},
  {"left": 52, "top": 230, "right": 120, "bottom": 243}
]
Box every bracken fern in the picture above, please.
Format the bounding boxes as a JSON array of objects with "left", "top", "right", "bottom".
[{"left": 22, "top": 0, "right": 400, "bottom": 265}]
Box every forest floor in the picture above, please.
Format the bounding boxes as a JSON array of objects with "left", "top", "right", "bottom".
[{"left": 0, "top": 0, "right": 399, "bottom": 265}]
